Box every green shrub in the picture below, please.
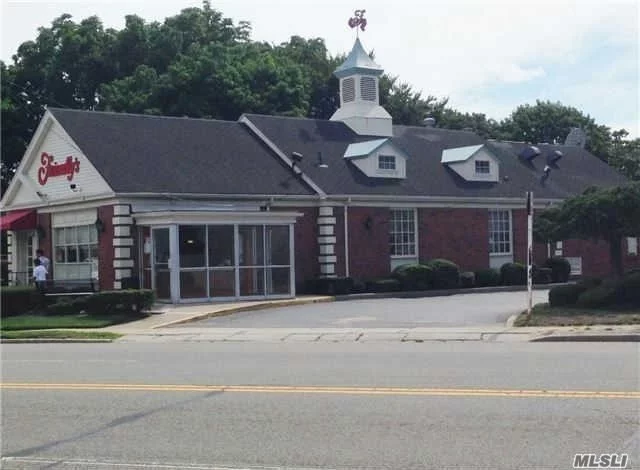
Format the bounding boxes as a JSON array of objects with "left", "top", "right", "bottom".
[
  {"left": 475, "top": 268, "right": 501, "bottom": 287},
  {"left": 1, "top": 286, "right": 42, "bottom": 316},
  {"left": 304, "top": 277, "right": 353, "bottom": 295},
  {"left": 460, "top": 271, "right": 475, "bottom": 288},
  {"left": 533, "top": 266, "right": 553, "bottom": 284},
  {"left": 544, "top": 257, "right": 572, "bottom": 283},
  {"left": 46, "top": 296, "right": 91, "bottom": 315},
  {"left": 616, "top": 272, "right": 640, "bottom": 306},
  {"left": 366, "top": 278, "right": 402, "bottom": 293},
  {"left": 500, "top": 262, "right": 526, "bottom": 286},
  {"left": 549, "top": 284, "right": 588, "bottom": 307},
  {"left": 576, "top": 284, "right": 618, "bottom": 308},
  {"left": 426, "top": 259, "right": 460, "bottom": 289},
  {"left": 392, "top": 264, "right": 434, "bottom": 291}
]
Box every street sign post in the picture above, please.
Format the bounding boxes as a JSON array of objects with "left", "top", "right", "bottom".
[{"left": 526, "top": 191, "right": 533, "bottom": 317}]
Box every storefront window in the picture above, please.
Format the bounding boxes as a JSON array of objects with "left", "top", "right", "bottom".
[{"left": 53, "top": 225, "right": 99, "bottom": 280}]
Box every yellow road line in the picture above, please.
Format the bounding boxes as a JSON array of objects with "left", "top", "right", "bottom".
[{"left": 1, "top": 382, "right": 638, "bottom": 399}]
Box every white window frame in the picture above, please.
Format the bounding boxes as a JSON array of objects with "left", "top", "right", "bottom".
[
  {"left": 378, "top": 155, "right": 396, "bottom": 171},
  {"left": 627, "top": 237, "right": 638, "bottom": 256},
  {"left": 488, "top": 209, "right": 512, "bottom": 256},
  {"left": 475, "top": 160, "right": 490, "bottom": 174},
  {"left": 53, "top": 224, "right": 99, "bottom": 280},
  {"left": 390, "top": 208, "right": 418, "bottom": 258}
]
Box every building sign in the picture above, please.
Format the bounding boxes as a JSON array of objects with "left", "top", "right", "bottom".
[{"left": 38, "top": 152, "right": 80, "bottom": 185}]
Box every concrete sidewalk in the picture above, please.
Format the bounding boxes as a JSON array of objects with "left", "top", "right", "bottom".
[
  {"left": 114, "top": 324, "right": 640, "bottom": 343},
  {"left": 70, "top": 294, "right": 638, "bottom": 343}
]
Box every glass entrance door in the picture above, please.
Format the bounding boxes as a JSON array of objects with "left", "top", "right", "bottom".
[{"left": 152, "top": 227, "right": 171, "bottom": 301}]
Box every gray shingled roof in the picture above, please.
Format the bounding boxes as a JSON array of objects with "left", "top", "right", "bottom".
[
  {"left": 49, "top": 108, "right": 314, "bottom": 196},
  {"left": 244, "top": 114, "right": 628, "bottom": 199}
]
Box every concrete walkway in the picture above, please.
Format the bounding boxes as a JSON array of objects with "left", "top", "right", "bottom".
[{"left": 95, "top": 295, "right": 640, "bottom": 343}]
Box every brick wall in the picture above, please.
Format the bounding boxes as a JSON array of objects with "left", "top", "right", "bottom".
[
  {"left": 418, "top": 208, "right": 489, "bottom": 271},
  {"left": 289, "top": 206, "right": 318, "bottom": 287},
  {"left": 36, "top": 212, "right": 52, "bottom": 268},
  {"left": 97, "top": 205, "right": 114, "bottom": 290},
  {"left": 348, "top": 207, "right": 391, "bottom": 279}
]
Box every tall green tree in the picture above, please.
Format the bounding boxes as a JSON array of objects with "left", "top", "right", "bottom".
[
  {"left": 609, "top": 130, "right": 640, "bottom": 181},
  {"left": 499, "top": 100, "right": 613, "bottom": 161},
  {"left": 534, "top": 184, "right": 640, "bottom": 277}
]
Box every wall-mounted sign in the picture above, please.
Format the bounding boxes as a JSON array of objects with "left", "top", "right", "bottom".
[{"left": 38, "top": 152, "right": 80, "bottom": 185}]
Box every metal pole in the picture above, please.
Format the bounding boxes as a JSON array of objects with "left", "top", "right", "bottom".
[{"left": 526, "top": 192, "right": 533, "bottom": 316}]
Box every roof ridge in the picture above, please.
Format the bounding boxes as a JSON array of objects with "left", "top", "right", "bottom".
[{"left": 48, "top": 107, "right": 238, "bottom": 125}]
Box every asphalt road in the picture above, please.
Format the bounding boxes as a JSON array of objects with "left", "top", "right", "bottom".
[
  {"left": 186, "top": 290, "right": 550, "bottom": 328},
  {"left": 2, "top": 341, "right": 638, "bottom": 469}
]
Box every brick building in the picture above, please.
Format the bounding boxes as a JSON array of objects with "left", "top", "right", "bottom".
[{"left": 1, "top": 37, "right": 638, "bottom": 303}]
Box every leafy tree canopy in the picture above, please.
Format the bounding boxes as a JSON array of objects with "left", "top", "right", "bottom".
[{"left": 534, "top": 183, "right": 640, "bottom": 277}]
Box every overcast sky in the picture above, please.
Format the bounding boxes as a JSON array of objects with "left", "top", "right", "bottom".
[{"left": 2, "top": 0, "right": 638, "bottom": 137}]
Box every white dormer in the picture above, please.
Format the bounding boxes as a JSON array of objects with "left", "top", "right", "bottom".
[
  {"left": 330, "top": 38, "right": 392, "bottom": 137},
  {"left": 344, "top": 138, "right": 407, "bottom": 179},
  {"left": 441, "top": 144, "right": 500, "bottom": 182}
]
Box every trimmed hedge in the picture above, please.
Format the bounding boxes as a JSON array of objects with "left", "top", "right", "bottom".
[
  {"left": 576, "top": 284, "right": 618, "bottom": 308},
  {"left": 544, "top": 257, "right": 572, "bottom": 283},
  {"left": 45, "top": 289, "right": 156, "bottom": 316},
  {"left": 426, "top": 259, "right": 460, "bottom": 289},
  {"left": 549, "top": 284, "right": 589, "bottom": 307},
  {"left": 533, "top": 266, "right": 553, "bottom": 285},
  {"left": 305, "top": 277, "right": 354, "bottom": 295},
  {"left": 460, "top": 271, "right": 475, "bottom": 288},
  {"left": 392, "top": 264, "right": 434, "bottom": 291},
  {"left": 366, "top": 278, "right": 402, "bottom": 293},
  {"left": 616, "top": 272, "right": 640, "bottom": 306},
  {"left": 1, "top": 286, "right": 42, "bottom": 317},
  {"left": 500, "top": 262, "right": 526, "bottom": 286},
  {"left": 475, "top": 268, "right": 501, "bottom": 287}
]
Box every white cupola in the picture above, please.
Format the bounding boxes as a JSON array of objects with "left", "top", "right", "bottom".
[{"left": 330, "top": 38, "right": 393, "bottom": 137}]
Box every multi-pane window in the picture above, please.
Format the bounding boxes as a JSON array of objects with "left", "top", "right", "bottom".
[
  {"left": 342, "top": 77, "right": 355, "bottom": 103},
  {"left": 378, "top": 155, "right": 396, "bottom": 170},
  {"left": 475, "top": 160, "right": 490, "bottom": 174},
  {"left": 390, "top": 209, "right": 416, "bottom": 256},
  {"left": 488, "top": 210, "right": 511, "bottom": 254},
  {"left": 54, "top": 225, "right": 99, "bottom": 279}
]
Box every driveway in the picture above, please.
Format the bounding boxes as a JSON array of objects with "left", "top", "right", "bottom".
[{"left": 185, "top": 290, "right": 549, "bottom": 328}]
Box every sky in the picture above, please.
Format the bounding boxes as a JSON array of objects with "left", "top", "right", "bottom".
[{"left": 1, "top": 0, "right": 638, "bottom": 137}]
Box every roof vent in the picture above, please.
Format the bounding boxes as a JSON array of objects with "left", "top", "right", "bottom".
[
  {"left": 547, "top": 150, "right": 563, "bottom": 164},
  {"left": 423, "top": 117, "right": 436, "bottom": 127},
  {"left": 519, "top": 145, "right": 541, "bottom": 161}
]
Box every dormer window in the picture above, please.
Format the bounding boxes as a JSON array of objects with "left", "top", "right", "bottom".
[
  {"left": 342, "top": 77, "right": 355, "bottom": 103},
  {"left": 378, "top": 155, "right": 396, "bottom": 170},
  {"left": 360, "top": 76, "right": 377, "bottom": 101},
  {"left": 475, "top": 160, "right": 490, "bottom": 174}
]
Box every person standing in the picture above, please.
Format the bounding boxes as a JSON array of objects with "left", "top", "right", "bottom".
[
  {"left": 36, "top": 249, "right": 50, "bottom": 275},
  {"left": 33, "top": 258, "right": 47, "bottom": 293}
]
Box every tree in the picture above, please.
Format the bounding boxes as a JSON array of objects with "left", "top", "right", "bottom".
[
  {"left": 499, "top": 100, "right": 612, "bottom": 161},
  {"left": 534, "top": 183, "right": 640, "bottom": 278},
  {"left": 609, "top": 130, "right": 640, "bottom": 181}
]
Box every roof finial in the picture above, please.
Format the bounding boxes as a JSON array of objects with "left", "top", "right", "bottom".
[{"left": 348, "top": 9, "right": 367, "bottom": 37}]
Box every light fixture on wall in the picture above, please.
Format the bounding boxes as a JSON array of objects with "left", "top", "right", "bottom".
[
  {"left": 364, "top": 215, "right": 373, "bottom": 231},
  {"left": 95, "top": 217, "right": 105, "bottom": 235}
]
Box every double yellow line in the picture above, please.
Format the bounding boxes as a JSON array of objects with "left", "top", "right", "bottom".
[{"left": 1, "top": 382, "right": 639, "bottom": 399}]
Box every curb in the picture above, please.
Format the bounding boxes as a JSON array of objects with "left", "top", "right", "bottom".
[
  {"left": 150, "top": 296, "right": 335, "bottom": 329},
  {"left": 334, "top": 284, "right": 558, "bottom": 301},
  {"left": 530, "top": 335, "right": 640, "bottom": 342},
  {"left": 1, "top": 339, "right": 115, "bottom": 344}
]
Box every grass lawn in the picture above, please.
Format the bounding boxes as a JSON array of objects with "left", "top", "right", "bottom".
[
  {"left": 1, "top": 330, "right": 122, "bottom": 340},
  {"left": 1, "top": 312, "right": 148, "bottom": 331},
  {"left": 514, "top": 303, "right": 640, "bottom": 327}
]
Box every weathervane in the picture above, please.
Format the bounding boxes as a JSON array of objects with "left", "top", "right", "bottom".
[{"left": 348, "top": 9, "right": 367, "bottom": 36}]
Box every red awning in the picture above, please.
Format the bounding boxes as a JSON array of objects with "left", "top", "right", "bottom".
[{"left": 0, "top": 209, "right": 37, "bottom": 231}]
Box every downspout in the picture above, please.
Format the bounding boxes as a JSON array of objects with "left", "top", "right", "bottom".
[{"left": 344, "top": 198, "right": 350, "bottom": 278}]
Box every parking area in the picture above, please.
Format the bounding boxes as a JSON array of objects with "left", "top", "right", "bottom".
[{"left": 179, "top": 290, "right": 549, "bottom": 329}]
